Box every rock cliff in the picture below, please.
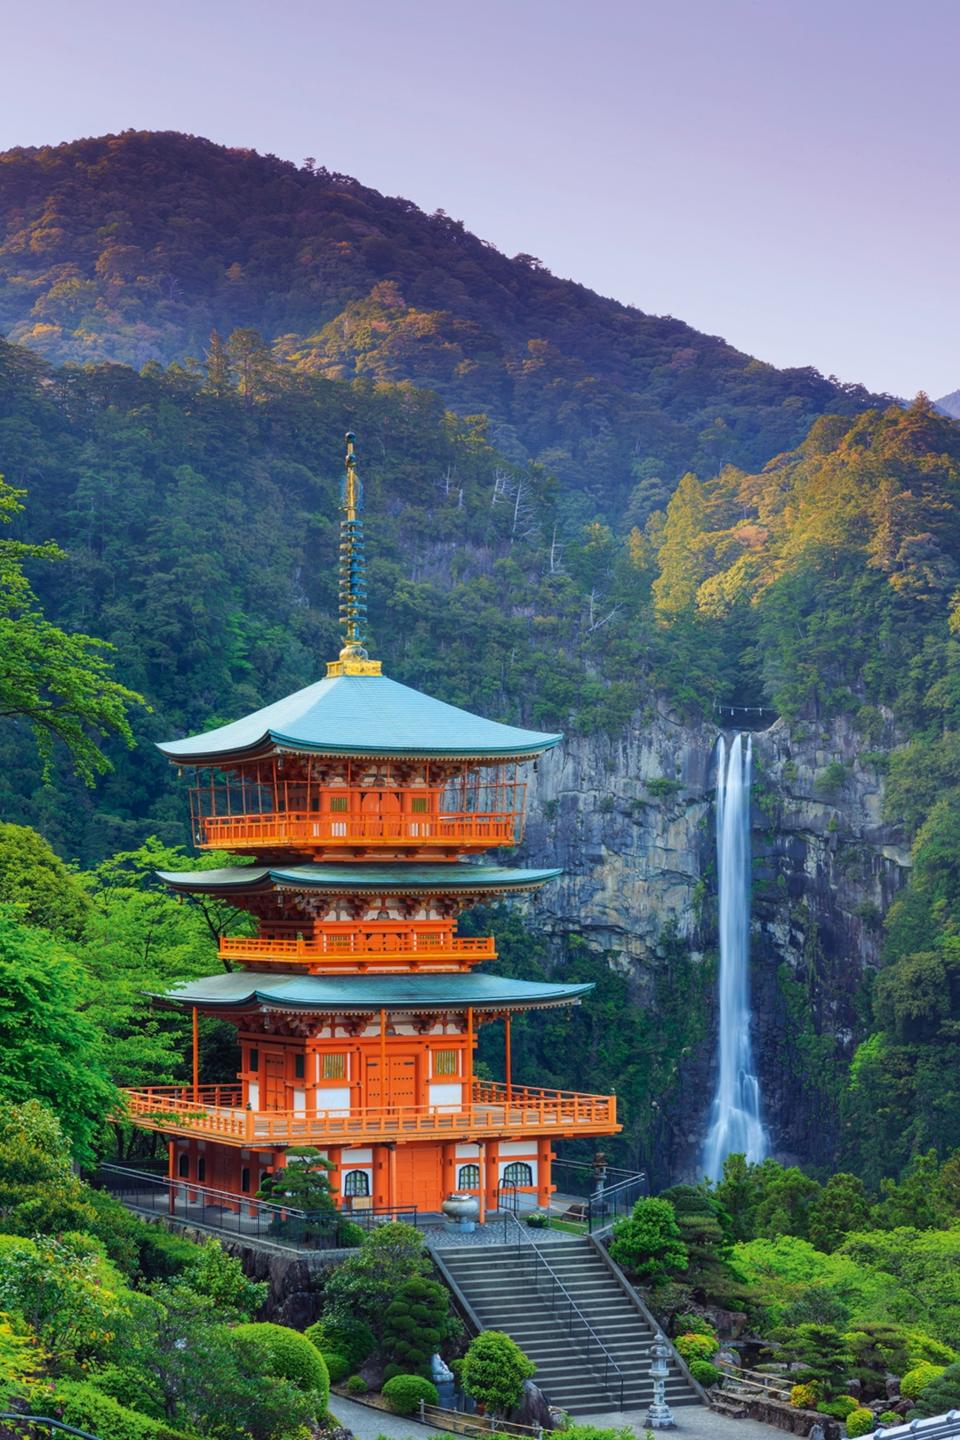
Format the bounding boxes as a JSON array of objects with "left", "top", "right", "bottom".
[{"left": 517, "top": 706, "right": 910, "bottom": 1179}]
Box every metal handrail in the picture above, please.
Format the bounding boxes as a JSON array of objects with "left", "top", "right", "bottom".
[{"left": 503, "top": 1211, "right": 625, "bottom": 1409}]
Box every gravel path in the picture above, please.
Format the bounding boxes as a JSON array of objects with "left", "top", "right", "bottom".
[{"left": 330, "top": 1394, "right": 788, "bottom": 1440}]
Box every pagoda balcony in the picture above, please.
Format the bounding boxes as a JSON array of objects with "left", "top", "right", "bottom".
[
  {"left": 196, "top": 809, "right": 520, "bottom": 853},
  {"left": 219, "top": 929, "right": 496, "bottom": 970},
  {"left": 121, "top": 1080, "right": 619, "bottom": 1147}
]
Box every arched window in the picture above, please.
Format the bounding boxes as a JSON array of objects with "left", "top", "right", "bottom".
[
  {"left": 457, "top": 1163, "right": 480, "bottom": 1190},
  {"left": 343, "top": 1169, "right": 370, "bottom": 1198},
  {"left": 177, "top": 1153, "right": 189, "bottom": 1179},
  {"left": 502, "top": 1161, "right": 533, "bottom": 1187}
]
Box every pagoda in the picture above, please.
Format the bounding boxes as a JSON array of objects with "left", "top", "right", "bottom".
[{"left": 125, "top": 435, "right": 619, "bottom": 1217}]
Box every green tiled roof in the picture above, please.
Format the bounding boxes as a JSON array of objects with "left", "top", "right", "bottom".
[
  {"left": 156, "top": 863, "right": 561, "bottom": 895},
  {"left": 154, "top": 970, "right": 592, "bottom": 1014},
  {"left": 157, "top": 673, "right": 561, "bottom": 763}
]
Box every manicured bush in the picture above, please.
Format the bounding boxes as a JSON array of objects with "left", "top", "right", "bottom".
[
  {"left": 817, "top": 1396, "right": 859, "bottom": 1419},
  {"left": 382, "top": 1275, "right": 450, "bottom": 1378},
  {"left": 305, "top": 1314, "right": 376, "bottom": 1370},
  {"left": 322, "top": 1350, "right": 350, "bottom": 1383},
  {"left": 688, "top": 1359, "right": 720, "bottom": 1387},
  {"left": 674, "top": 1332, "right": 718, "bottom": 1363},
  {"left": 609, "top": 1198, "right": 688, "bottom": 1285},
  {"left": 346, "top": 1374, "right": 368, "bottom": 1394},
  {"left": 337, "top": 1220, "right": 365, "bottom": 1248},
  {"left": 525, "top": 1211, "right": 549, "bottom": 1228},
  {"left": 878, "top": 1412, "right": 900, "bottom": 1425},
  {"left": 845, "top": 1408, "right": 876, "bottom": 1437},
  {"left": 232, "top": 1322, "right": 329, "bottom": 1409},
  {"left": 914, "top": 1360, "right": 960, "bottom": 1417},
  {"left": 35, "top": 1380, "right": 191, "bottom": 1440},
  {"left": 790, "top": 1382, "right": 819, "bottom": 1409},
  {"left": 381, "top": 1373, "right": 439, "bottom": 1415},
  {"left": 461, "top": 1331, "right": 536, "bottom": 1415},
  {"left": 900, "top": 1361, "right": 946, "bottom": 1399},
  {"left": 674, "top": 1313, "right": 718, "bottom": 1341}
]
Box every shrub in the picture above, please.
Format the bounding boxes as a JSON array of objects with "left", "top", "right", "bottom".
[
  {"left": 790, "top": 1383, "right": 819, "bottom": 1409},
  {"left": 381, "top": 1373, "right": 439, "bottom": 1415},
  {"left": 337, "top": 1220, "right": 365, "bottom": 1248},
  {"left": 526, "top": 1212, "right": 549, "bottom": 1228},
  {"left": 845, "top": 1408, "right": 876, "bottom": 1437},
  {"left": 609, "top": 1198, "right": 688, "bottom": 1285},
  {"left": 322, "top": 1350, "right": 350, "bottom": 1383},
  {"left": 232, "top": 1322, "right": 329, "bottom": 1409},
  {"left": 878, "top": 1412, "right": 900, "bottom": 1425},
  {"left": 346, "top": 1375, "right": 368, "bottom": 1395},
  {"left": 674, "top": 1332, "right": 718, "bottom": 1363},
  {"left": 900, "top": 1361, "right": 946, "bottom": 1399},
  {"left": 688, "top": 1359, "right": 720, "bottom": 1387},
  {"left": 817, "top": 1396, "right": 859, "bottom": 1419},
  {"left": 914, "top": 1360, "right": 960, "bottom": 1417},
  {"left": 382, "top": 1276, "right": 450, "bottom": 1378},
  {"left": 305, "top": 1314, "right": 376, "bottom": 1370},
  {"left": 35, "top": 1380, "right": 191, "bottom": 1440},
  {"left": 461, "top": 1331, "right": 536, "bottom": 1415},
  {"left": 674, "top": 1314, "right": 718, "bottom": 1341}
]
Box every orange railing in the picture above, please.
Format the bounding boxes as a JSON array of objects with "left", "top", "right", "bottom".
[
  {"left": 219, "top": 932, "right": 496, "bottom": 968},
  {"left": 123, "top": 1080, "right": 619, "bottom": 1146},
  {"left": 196, "top": 811, "right": 520, "bottom": 851}
]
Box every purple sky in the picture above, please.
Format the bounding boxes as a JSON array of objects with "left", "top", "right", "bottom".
[{"left": 2, "top": 0, "right": 957, "bottom": 398}]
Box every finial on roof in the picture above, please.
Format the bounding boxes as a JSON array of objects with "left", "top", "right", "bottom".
[{"left": 327, "top": 432, "right": 382, "bottom": 677}]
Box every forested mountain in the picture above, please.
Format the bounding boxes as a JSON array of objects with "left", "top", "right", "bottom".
[
  {"left": 0, "top": 131, "right": 887, "bottom": 518},
  {"left": 936, "top": 389, "right": 960, "bottom": 419}
]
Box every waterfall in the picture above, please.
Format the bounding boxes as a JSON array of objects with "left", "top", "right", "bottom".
[{"left": 702, "top": 733, "right": 768, "bottom": 1181}]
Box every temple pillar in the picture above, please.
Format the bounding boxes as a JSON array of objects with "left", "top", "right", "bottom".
[
  {"left": 167, "top": 1139, "right": 176, "bottom": 1215},
  {"left": 483, "top": 1140, "right": 500, "bottom": 1215},
  {"left": 537, "top": 1140, "right": 553, "bottom": 1210},
  {"left": 326, "top": 1147, "right": 342, "bottom": 1210},
  {"left": 477, "top": 1141, "right": 487, "bottom": 1224},
  {"left": 441, "top": 1142, "right": 457, "bottom": 1200},
  {"left": 372, "top": 1144, "right": 391, "bottom": 1209}
]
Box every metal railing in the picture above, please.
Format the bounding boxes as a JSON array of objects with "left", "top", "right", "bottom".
[
  {"left": 550, "top": 1158, "right": 648, "bottom": 1232},
  {"left": 97, "top": 1164, "right": 417, "bottom": 1249},
  {"left": 122, "top": 1080, "right": 619, "bottom": 1147},
  {"left": 504, "top": 1209, "right": 625, "bottom": 1410}
]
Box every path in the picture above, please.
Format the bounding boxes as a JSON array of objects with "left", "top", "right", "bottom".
[{"left": 330, "top": 1394, "right": 788, "bottom": 1440}]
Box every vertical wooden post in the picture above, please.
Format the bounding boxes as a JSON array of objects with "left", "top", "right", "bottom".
[
  {"left": 167, "top": 1140, "right": 176, "bottom": 1215},
  {"left": 388, "top": 1145, "right": 397, "bottom": 1209},
  {"left": 477, "top": 1141, "right": 486, "bottom": 1225},
  {"left": 466, "top": 1007, "right": 474, "bottom": 1098},
  {"left": 192, "top": 1007, "right": 200, "bottom": 1103},
  {"left": 379, "top": 1008, "right": 387, "bottom": 1107},
  {"left": 504, "top": 1015, "right": 512, "bottom": 1104}
]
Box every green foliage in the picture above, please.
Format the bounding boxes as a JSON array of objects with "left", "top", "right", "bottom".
[
  {"left": 789, "top": 1383, "right": 818, "bottom": 1409},
  {"left": 382, "top": 1276, "right": 450, "bottom": 1379},
  {"left": 37, "top": 1379, "right": 191, "bottom": 1440},
  {"left": 900, "top": 1362, "right": 946, "bottom": 1399},
  {"left": 0, "top": 1232, "right": 128, "bottom": 1373},
  {"left": 845, "top": 1407, "right": 876, "bottom": 1437},
  {"left": 321, "top": 1222, "right": 429, "bottom": 1336},
  {"left": 257, "top": 1148, "right": 336, "bottom": 1215},
  {"left": 843, "top": 1323, "right": 912, "bottom": 1398},
  {"left": 0, "top": 1313, "right": 42, "bottom": 1405},
  {"left": 674, "top": 1333, "right": 719, "bottom": 1363},
  {"left": 673, "top": 1313, "right": 718, "bottom": 1341},
  {"left": 305, "top": 1314, "right": 375, "bottom": 1371},
  {"left": 609, "top": 1198, "right": 688, "bottom": 1285},
  {"left": 0, "top": 822, "right": 91, "bottom": 938},
  {"left": 659, "top": 1184, "right": 746, "bottom": 1304},
  {"left": 231, "top": 1323, "right": 329, "bottom": 1406},
  {"left": 381, "top": 1373, "right": 439, "bottom": 1415},
  {"left": 0, "top": 910, "right": 115, "bottom": 1162},
  {"left": 461, "top": 1330, "right": 536, "bottom": 1415},
  {"left": 182, "top": 1240, "right": 266, "bottom": 1319},
  {"left": 687, "top": 1359, "right": 721, "bottom": 1387},
  {"left": 346, "top": 1374, "right": 368, "bottom": 1394},
  {"left": 774, "top": 1324, "right": 854, "bottom": 1398},
  {"left": 816, "top": 1395, "right": 859, "bottom": 1419},
  {"left": 878, "top": 1413, "right": 900, "bottom": 1426},
  {"left": 321, "top": 1350, "right": 350, "bottom": 1383},
  {"left": 916, "top": 1361, "right": 960, "bottom": 1416}
]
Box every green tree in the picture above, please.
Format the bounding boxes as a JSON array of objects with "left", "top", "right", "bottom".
[
  {"left": 775, "top": 1324, "right": 854, "bottom": 1399},
  {"left": 321, "top": 1222, "right": 430, "bottom": 1335},
  {"left": 807, "top": 1174, "right": 873, "bottom": 1252},
  {"left": 0, "top": 822, "right": 90, "bottom": 939},
  {"left": 609, "top": 1198, "right": 688, "bottom": 1285},
  {"left": 461, "top": 1330, "right": 535, "bottom": 1415},
  {"left": 382, "top": 1275, "right": 451, "bottom": 1379},
  {"left": 0, "top": 909, "right": 115, "bottom": 1162},
  {"left": 0, "top": 475, "right": 142, "bottom": 783}
]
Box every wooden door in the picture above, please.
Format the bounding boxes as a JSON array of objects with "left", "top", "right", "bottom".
[
  {"left": 394, "top": 1145, "right": 442, "bottom": 1208},
  {"left": 366, "top": 1054, "right": 418, "bottom": 1110},
  {"left": 263, "top": 1053, "right": 286, "bottom": 1111}
]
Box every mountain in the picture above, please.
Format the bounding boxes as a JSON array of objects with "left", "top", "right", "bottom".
[
  {"left": 0, "top": 130, "right": 889, "bottom": 518},
  {"left": 936, "top": 389, "right": 960, "bottom": 419}
]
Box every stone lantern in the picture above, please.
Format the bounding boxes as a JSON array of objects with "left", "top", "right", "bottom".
[{"left": 646, "top": 1331, "right": 676, "bottom": 1430}]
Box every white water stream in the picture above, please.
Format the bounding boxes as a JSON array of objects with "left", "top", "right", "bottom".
[{"left": 702, "top": 733, "right": 769, "bottom": 1181}]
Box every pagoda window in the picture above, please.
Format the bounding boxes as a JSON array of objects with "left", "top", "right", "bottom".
[
  {"left": 178, "top": 1153, "right": 189, "bottom": 1179},
  {"left": 249, "top": 1048, "right": 259, "bottom": 1072},
  {"left": 411, "top": 796, "right": 429, "bottom": 813},
  {"left": 343, "top": 1170, "right": 370, "bottom": 1198},
  {"left": 433, "top": 1050, "right": 459, "bottom": 1077},
  {"left": 329, "top": 796, "right": 349, "bottom": 812},
  {"left": 503, "top": 1161, "right": 534, "bottom": 1186},
  {"left": 294, "top": 1054, "right": 305, "bottom": 1080},
  {"left": 457, "top": 1164, "right": 480, "bottom": 1190},
  {"left": 197, "top": 1158, "right": 206, "bottom": 1183},
  {"left": 241, "top": 1167, "right": 251, "bottom": 1194},
  {"left": 321, "top": 1054, "right": 348, "bottom": 1081}
]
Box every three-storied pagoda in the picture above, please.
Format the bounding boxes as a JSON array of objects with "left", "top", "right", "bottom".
[{"left": 125, "top": 436, "right": 619, "bottom": 1216}]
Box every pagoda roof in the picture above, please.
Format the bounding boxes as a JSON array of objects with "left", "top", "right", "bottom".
[
  {"left": 153, "top": 970, "right": 592, "bottom": 1015},
  {"left": 157, "top": 673, "right": 561, "bottom": 764},
  {"left": 157, "top": 862, "right": 561, "bottom": 896}
]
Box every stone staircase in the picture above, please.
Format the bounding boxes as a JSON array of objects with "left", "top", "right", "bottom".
[{"left": 433, "top": 1237, "right": 701, "bottom": 1415}]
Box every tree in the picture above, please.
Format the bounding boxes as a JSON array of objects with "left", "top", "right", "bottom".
[
  {"left": 775, "top": 1324, "right": 854, "bottom": 1399},
  {"left": 0, "top": 1234, "right": 128, "bottom": 1373},
  {"left": 0, "top": 1100, "right": 98, "bottom": 1237},
  {"left": 915, "top": 1360, "right": 960, "bottom": 1417},
  {"left": 256, "top": 1147, "right": 335, "bottom": 1213},
  {"left": 382, "top": 1275, "right": 451, "bottom": 1379},
  {"left": 0, "top": 909, "right": 115, "bottom": 1162},
  {"left": 461, "top": 1330, "right": 535, "bottom": 1415},
  {"left": 0, "top": 822, "right": 91, "bottom": 939},
  {"left": 807, "top": 1174, "right": 873, "bottom": 1252},
  {"left": 0, "top": 475, "right": 142, "bottom": 783},
  {"left": 609, "top": 1198, "right": 688, "bottom": 1285},
  {"left": 321, "top": 1222, "right": 430, "bottom": 1335}
]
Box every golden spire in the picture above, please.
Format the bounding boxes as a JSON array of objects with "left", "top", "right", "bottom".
[{"left": 327, "top": 432, "right": 382, "bottom": 677}]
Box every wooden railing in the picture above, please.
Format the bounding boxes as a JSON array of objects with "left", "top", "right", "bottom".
[
  {"left": 122, "top": 1080, "right": 619, "bottom": 1146},
  {"left": 219, "top": 932, "right": 496, "bottom": 967},
  {"left": 197, "top": 810, "right": 520, "bottom": 850}
]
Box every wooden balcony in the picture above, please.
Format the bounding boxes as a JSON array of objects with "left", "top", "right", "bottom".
[
  {"left": 122, "top": 1080, "right": 619, "bottom": 1148},
  {"left": 196, "top": 810, "right": 520, "bottom": 852},
  {"left": 219, "top": 930, "right": 496, "bottom": 971}
]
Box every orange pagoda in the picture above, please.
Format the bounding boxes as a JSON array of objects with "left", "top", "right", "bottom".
[{"left": 125, "top": 435, "right": 619, "bottom": 1216}]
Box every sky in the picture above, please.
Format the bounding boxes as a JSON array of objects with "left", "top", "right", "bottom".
[{"left": 1, "top": 0, "right": 956, "bottom": 399}]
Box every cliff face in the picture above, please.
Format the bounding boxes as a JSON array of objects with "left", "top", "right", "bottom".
[{"left": 517, "top": 707, "right": 909, "bottom": 1178}]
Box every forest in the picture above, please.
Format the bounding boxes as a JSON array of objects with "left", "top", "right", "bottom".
[{"left": 1, "top": 126, "right": 960, "bottom": 1433}]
